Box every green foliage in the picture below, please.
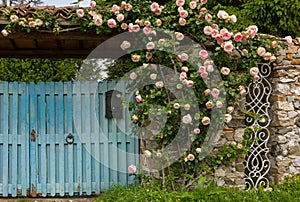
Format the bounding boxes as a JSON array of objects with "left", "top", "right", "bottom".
[
  {"left": 0, "top": 58, "right": 80, "bottom": 82},
  {"left": 242, "top": 0, "right": 300, "bottom": 37},
  {"left": 94, "top": 176, "right": 300, "bottom": 202}
]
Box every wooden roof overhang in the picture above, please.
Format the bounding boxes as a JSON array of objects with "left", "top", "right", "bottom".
[{"left": 0, "top": 5, "right": 122, "bottom": 58}]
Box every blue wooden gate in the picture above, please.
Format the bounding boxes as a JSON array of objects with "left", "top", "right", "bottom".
[{"left": 0, "top": 81, "right": 138, "bottom": 197}]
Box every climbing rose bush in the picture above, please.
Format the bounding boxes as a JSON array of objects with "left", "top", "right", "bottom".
[{"left": 0, "top": 0, "right": 288, "bottom": 186}]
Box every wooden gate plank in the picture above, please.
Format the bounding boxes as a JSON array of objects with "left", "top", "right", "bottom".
[
  {"left": 65, "top": 82, "right": 74, "bottom": 196},
  {"left": 2, "top": 82, "right": 9, "bottom": 197},
  {"left": 93, "top": 82, "right": 100, "bottom": 194}
]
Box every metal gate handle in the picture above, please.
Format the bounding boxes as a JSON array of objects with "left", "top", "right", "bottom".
[{"left": 66, "top": 133, "right": 74, "bottom": 144}]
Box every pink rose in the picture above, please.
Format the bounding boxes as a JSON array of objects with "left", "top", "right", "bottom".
[
  {"left": 120, "top": 40, "right": 131, "bottom": 50},
  {"left": 223, "top": 41, "right": 234, "bottom": 53},
  {"left": 189, "top": 1, "right": 197, "bottom": 9},
  {"left": 90, "top": 1, "right": 96, "bottom": 9},
  {"left": 257, "top": 47, "right": 266, "bottom": 57},
  {"left": 201, "top": 71, "right": 208, "bottom": 78},
  {"left": 130, "top": 72, "right": 137, "bottom": 80},
  {"left": 180, "top": 72, "right": 187, "bottom": 79},
  {"left": 124, "top": 3, "right": 132, "bottom": 11},
  {"left": 225, "top": 114, "right": 232, "bottom": 123},
  {"left": 212, "top": 24, "right": 219, "bottom": 30},
  {"left": 270, "top": 55, "right": 276, "bottom": 62},
  {"left": 179, "top": 17, "right": 186, "bottom": 26},
  {"left": 131, "top": 24, "right": 140, "bottom": 32},
  {"left": 156, "top": 152, "right": 162, "bottom": 158},
  {"left": 143, "top": 26, "right": 152, "bottom": 35},
  {"left": 250, "top": 67, "right": 259, "bottom": 76},
  {"left": 180, "top": 53, "right": 188, "bottom": 61},
  {"left": 128, "top": 165, "right": 136, "bottom": 173},
  {"left": 187, "top": 154, "right": 195, "bottom": 161},
  {"left": 203, "top": 26, "right": 213, "bottom": 36},
  {"left": 202, "top": 116, "right": 210, "bottom": 125},
  {"left": 246, "top": 25, "right": 258, "bottom": 38},
  {"left": 156, "top": 19, "right": 162, "bottom": 26},
  {"left": 196, "top": 148, "right": 202, "bottom": 153},
  {"left": 200, "top": 0, "right": 207, "bottom": 4},
  {"left": 131, "top": 54, "right": 140, "bottom": 62},
  {"left": 94, "top": 16, "right": 103, "bottom": 26},
  {"left": 116, "top": 14, "right": 124, "bottom": 22},
  {"left": 121, "top": 23, "right": 128, "bottom": 30},
  {"left": 111, "top": 4, "right": 120, "bottom": 12},
  {"left": 229, "top": 15, "right": 237, "bottom": 23},
  {"left": 239, "top": 86, "right": 246, "bottom": 95},
  {"left": 206, "top": 101, "right": 213, "bottom": 109},
  {"left": 214, "top": 34, "right": 222, "bottom": 41},
  {"left": 216, "top": 100, "right": 223, "bottom": 108},
  {"left": 155, "top": 81, "right": 164, "bottom": 88},
  {"left": 263, "top": 52, "right": 272, "bottom": 60},
  {"left": 176, "top": 0, "right": 185, "bottom": 7},
  {"left": 221, "top": 67, "right": 230, "bottom": 75},
  {"left": 135, "top": 94, "right": 142, "bottom": 102},
  {"left": 237, "top": 143, "right": 243, "bottom": 149},
  {"left": 217, "top": 10, "right": 229, "bottom": 19},
  {"left": 10, "top": 15, "right": 19, "bottom": 23},
  {"left": 206, "top": 65, "right": 214, "bottom": 72},
  {"left": 199, "top": 50, "right": 209, "bottom": 59},
  {"left": 181, "top": 66, "right": 188, "bottom": 72},
  {"left": 28, "top": 21, "right": 36, "bottom": 28},
  {"left": 1, "top": 29, "right": 8, "bottom": 37},
  {"left": 144, "top": 150, "right": 152, "bottom": 158},
  {"left": 285, "top": 36, "right": 293, "bottom": 44},
  {"left": 234, "top": 32, "right": 243, "bottom": 42},
  {"left": 205, "top": 13, "right": 212, "bottom": 22},
  {"left": 199, "top": 66, "right": 206, "bottom": 73},
  {"left": 186, "top": 80, "right": 194, "bottom": 87},
  {"left": 76, "top": 9, "right": 85, "bottom": 18},
  {"left": 211, "top": 88, "right": 220, "bottom": 99},
  {"left": 184, "top": 104, "right": 190, "bottom": 110},
  {"left": 107, "top": 19, "right": 117, "bottom": 28},
  {"left": 204, "top": 89, "right": 211, "bottom": 96},
  {"left": 271, "top": 41, "right": 278, "bottom": 48},
  {"left": 253, "top": 74, "right": 260, "bottom": 82},
  {"left": 227, "top": 106, "right": 234, "bottom": 114},
  {"left": 146, "top": 42, "right": 155, "bottom": 50},
  {"left": 173, "top": 103, "right": 180, "bottom": 109},
  {"left": 179, "top": 10, "right": 188, "bottom": 18},
  {"left": 194, "top": 128, "right": 201, "bottom": 134}
]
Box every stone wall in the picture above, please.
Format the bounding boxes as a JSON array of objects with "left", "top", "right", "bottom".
[{"left": 268, "top": 40, "right": 300, "bottom": 184}]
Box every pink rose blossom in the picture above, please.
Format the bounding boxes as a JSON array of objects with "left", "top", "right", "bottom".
[
  {"left": 155, "top": 81, "right": 164, "bottom": 88},
  {"left": 229, "top": 15, "right": 237, "bottom": 23},
  {"left": 144, "top": 150, "right": 152, "bottom": 158},
  {"left": 200, "top": 0, "right": 207, "bottom": 5},
  {"left": 146, "top": 42, "right": 155, "bottom": 50},
  {"left": 194, "top": 128, "right": 201, "bottom": 134},
  {"left": 199, "top": 50, "right": 209, "bottom": 59},
  {"left": 184, "top": 104, "right": 190, "bottom": 110},
  {"left": 263, "top": 52, "right": 272, "bottom": 60},
  {"left": 234, "top": 32, "right": 243, "bottom": 42},
  {"left": 227, "top": 106, "right": 234, "bottom": 114},
  {"left": 124, "top": 3, "right": 132, "bottom": 11},
  {"left": 250, "top": 67, "right": 259, "bottom": 76},
  {"left": 187, "top": 154, "right": 195, "bottom": 161},
  {"left": 135, "top": 94, "right": 142, "bottom": 102},
  {"left": 116, "top": 14, "right": 124, "bottom": 22},
  {"left": 128, "top": 165, "right": 136, "bottom": 173},
  {"left": 206, "top": 65, "right": 214, "bottom": 72},
  {"left": 90, "top": 1, "right": 96, "bottom": 9},
  {"left": 10, "top": 15, "right": 19, "bottom": 23},
  {"left": 179, "top": 10, "right": 188, "bottom": 18},
  {"left": 199, "top": 66, "right": 206, "bottom": 73},
  {"left": 239, "top": 86, "right": 246, "bottom": 95},
  {"left": 196, "top": 148, "right": 202, "bottom": 153},
  {"left": 206, "top": 101, "right": 213, "bottom": 109},
  {"left": 221, "top": 67, "right": 230, "bottom": 75},
  {"left": 107, "top": 19, "right": 117, "bottom": 28},
  {"left": 202, "top": 116, "right": 210, "bottom": 125},
  {"left": 35, "top": 19, "right": 43, "bottom": 26},
  {"left": 270, "top": 55, "right": 276, "bottom": 62},
  {"left": 189, "top": 1, "right": 197, "bottom": 9},
  {"left": 237, "top": 143, "right": 243, "bottom": 149},
  {"left": 221, "top": 31, "right": 232, "bottom": 40},
  {"left": 204, "top": 89, "right": 211, "bottom": 96},
  {"left": 214, "top": 34, "right": 222, "bottom": 41},
  {"left": 223, "top": 41, "right": 234, "bottom": 53},
  {"left": 173, "top": 103, "right": 180, "bottom": 109},
  {"left": 201, "top": 72, "right": 208, "bottom": 78},
  {"left": 131, "top": 54, "right": 140, "bottom": 62},
  {"left": 271, "top": 41, "right": 278, "bottom": 48},
  {"left": 176, "top": 0, "right": 185, "bottom": 7},
  {"left": 246, "top": 25, "right": 258, "bottom": 38},
  {"left": 217, "top": 10, "right": 229, "bottom": 19},
  {"left": 253, "top": 74, "right": 260, "bottom": 82},
  {"left": 156, "top": 19, "right": 162, "bottom": 26},
  {"left": 1, "top": 29, "right": 8, "bottom": 37},
  {"left": 257, "top": 47, "right": 266, "bottom": 56},
  {"left": 76, "top": 9, "right": 85, "bottom": 18},
  {"left": 205, "top": 13, "right": 212, "bottom": 22},
  {"left": 143, "top": 26, "right": 152, "bottom": 35},
  {"left": 203, "top": 26, "right": 213, "bottom": 36},
  {"left": 211, "top": 88, "right": 220, "bottom": 99},
  {"left": 225, "top": 114, "right": 232, "bottom": 123},
  {"left": 181, "top": 53, "right": 189, "bottom": 61},
  {"left": 186, "top": 80, "right": 194, "bottom": 87},
  {"left": 180, "top": 72, "right": 187, "bottom": 79},
  {"left": 285, "top": 36, "right": 293, "bottom": 44},
  {"left": 121, "top": 23, "right": 128, "bottom": 30},
  {"left": 111, "top": 4, "right": 120, "bottom": 12},
  {"left": 212, "top": 24, "right": 219, "bottom": 30},
  {"left": 216, "top": 100, "right": 223, "bottom": 108},
  {"left": 94, "top": 16, "right": 103, "bottom": 26},
  {"left": 28, "top": 21, "right": 36, "bottom": 28},
  {"left": 181, "top": 66, "right": 188, "bottom": 72},
  {"left": 179, "top": 17, "right": 186, "bottom": 26}
]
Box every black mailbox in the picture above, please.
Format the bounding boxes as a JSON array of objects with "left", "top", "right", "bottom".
[{"left": 105, "top": 90, "right": 123, "bottom": 119}]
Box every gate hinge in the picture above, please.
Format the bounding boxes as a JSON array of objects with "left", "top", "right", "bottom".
[{"left": 31, "top": 129, "right": 36, "bottom": 142}]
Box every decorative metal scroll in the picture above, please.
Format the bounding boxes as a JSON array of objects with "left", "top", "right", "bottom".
[{"left": 244, "top": 63, "right": 272, "bottom": 189}]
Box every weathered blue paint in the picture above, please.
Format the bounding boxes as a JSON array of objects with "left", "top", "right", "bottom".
[{"left": 0, "top": 81, "right": 138, "bottom": 197}]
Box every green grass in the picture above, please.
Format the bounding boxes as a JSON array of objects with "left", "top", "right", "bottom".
[{"left": 94, "top": 176, "right": 300, "bottom": 202}]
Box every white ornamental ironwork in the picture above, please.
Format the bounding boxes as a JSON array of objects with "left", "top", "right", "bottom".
[{"left": 244, "top": 63, "right": 272, "bottom": 189}]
